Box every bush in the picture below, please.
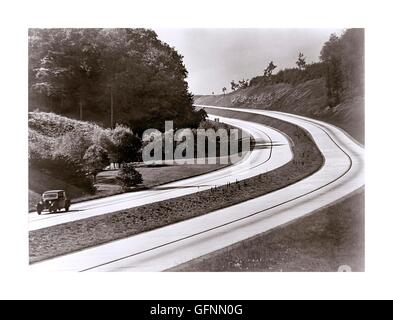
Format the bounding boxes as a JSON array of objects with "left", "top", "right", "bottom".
[
  {"left": 28, "top": 111, "right": 143, "bottom": 196},
  {"left": 29, "top": 154, "right": 96, "bottom": 195},
  {"left": 249, "top": 62, "right": 326, "bottom": 88},
  {"left": 198, "top": 119, "right": 230, "bottom": 131},
  {"left": 83, "top": 144, "right": 109, "bottom": 181},
  {"left": 28, "top": 129, "right": 56, "bottom": 160},
  {"left": 117, "top": 164, "right": 143, "bottom": 191},
  {"left": 54, "top": 128, "right": 93, "bottom": 162},
  {"left": 110, "top": 125, "right": 142, "bottom": 163}
]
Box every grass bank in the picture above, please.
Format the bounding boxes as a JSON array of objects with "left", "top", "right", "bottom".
[
  {"left": 171, "top": 189, "right": 364, "bottom": 272},
  {"left": 196, "top": 78, "right": 364, "bottom": 144}
]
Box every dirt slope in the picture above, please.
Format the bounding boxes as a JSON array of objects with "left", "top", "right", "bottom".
[{"left": 195, "top": 78, "right": 364, "bottom": 144}]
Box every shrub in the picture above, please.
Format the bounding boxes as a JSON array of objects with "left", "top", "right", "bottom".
[
  {"left": 53, "top": 128, "right": 93, "bottom": 163},
  {"left": 28, "top": 129, "right": 56, "bottom": 160},
  {"left": 29, "top": 154, "right": 96, "bottom": 195},
  {"left": 28, "top": 111, "right": 144, "bottom": 196},
  {"left": 83, "top": 144, "right": 109, "bottom": 182},
  {"left": 117, "top": 163, "right": 143, "bottom": 191},
  {"left": 110, "top": 125, "right": 142, "bottom": 163}
]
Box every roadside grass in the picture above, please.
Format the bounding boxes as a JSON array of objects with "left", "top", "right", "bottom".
[
  {"left": 29, "top": 110, "right": 324, "bottom": 263},
  {"left": 29, "top": 162, "right": 230, "bottom": 211},
  {"left": 170, "top": 189, "right": 364, "bottom": 272},
  {"left": 195, "top": 80, "right": 364, "bottom": 144},
  {"left": 28, "top": 118, "right": 243, "bottom": 211}
]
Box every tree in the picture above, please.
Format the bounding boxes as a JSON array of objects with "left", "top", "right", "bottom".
[
  {"left": 28, "top": 29, "right": 204, "bottom": 133},
  {"left": 230, "top": 80, "right": 239, "bottom": 91},
  {"left": 222, "top": 87, "right": 227, "bottom": 96},
  {"left": 29, "top": 29, "right": 103, "bottom": 119},
  {"left": 320, "top": 34, "right": 341, "bottom": 62},
  {"left": 117, "top": 163, "right": 143, "bottom": 190},
  {"left": 325, "top": 56, "right": 344, "bottom": 106},
  {"left": 337, "top": 29, "right": 364, "bottom": 96},
  {"left": 83, "top": 144, "right": 109, "bottom": 182},
  {"left": 296, "top": 52, "right": 306, "bottom": 70},
  {"left": 238, "top": 79, "right": 249, "bottom": 89},
  {"left": 319, "top": 30, "right": 364, "bottom": 106},
  {"left": 263, "top": 61, "right": 277, "bottom": 78},
  {"left": 320, "top": 33, "right": 344, "bottom": 106},
  {"left": 110, "top": 125, "right": 142, "bottom": 163}
]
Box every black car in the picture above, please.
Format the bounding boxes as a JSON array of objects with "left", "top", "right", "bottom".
[{"left": 36, "top": 190, "right": 71, "bottom": 215}]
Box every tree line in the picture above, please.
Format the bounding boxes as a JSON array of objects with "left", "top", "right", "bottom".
[
  {"left": 28, "top": 28, "right": 206, "bottom": 134},
  {"left": 223, "top": 29, "right": 364, "bottom": 107}
]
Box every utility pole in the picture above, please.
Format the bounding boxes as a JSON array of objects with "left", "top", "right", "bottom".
[
  {"left": 79, "top": 100, "right": 83, "bottom": 120},
  {"left": 110, "top": 85, "right": 114, "bottom": 128}
]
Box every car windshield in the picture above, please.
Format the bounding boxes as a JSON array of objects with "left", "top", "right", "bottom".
[{"left": 43, "top": 193, "right": 58, "bottom": 200}]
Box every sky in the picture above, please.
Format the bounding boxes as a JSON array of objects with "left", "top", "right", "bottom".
[{"left": 155, "top": 28, "right": 343, "bottom": 95}]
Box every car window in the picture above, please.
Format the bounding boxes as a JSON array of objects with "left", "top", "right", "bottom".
[{"left": 43, "top": 193, "right": 58, "bottom": 200}]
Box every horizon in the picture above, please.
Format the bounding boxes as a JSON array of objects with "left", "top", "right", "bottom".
[{"left": 155, "top": 28, "right": 343, "bottom": 95}]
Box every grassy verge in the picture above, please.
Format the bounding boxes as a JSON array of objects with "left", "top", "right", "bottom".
[
  {"left": 170, "top": 189, "right": 365, "bottom": 272},
  {"left": 29, "top": 162, "right": 231, "bottom": 212},
  {"left": 28, "top": 119, "right": 241, "bottom": 211},
  {"left": 29, "top": 110, "right": 324, "bottom": 264},
  {"left": 64, "top": 163, "right": 229, "bottom": 203}
]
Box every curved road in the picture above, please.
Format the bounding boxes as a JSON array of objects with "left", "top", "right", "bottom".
[
  {"left": 29, "top": 115, "right": 291, "bottom": 231},
  {"left": 30, "top": 106, "right": 364, "bottom": 271}
]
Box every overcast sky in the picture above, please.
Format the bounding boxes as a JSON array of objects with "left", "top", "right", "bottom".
[{"left": 155, "top": 28, "right": 343, "bottom": 95}]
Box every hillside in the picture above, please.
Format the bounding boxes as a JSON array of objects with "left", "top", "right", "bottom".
[
  {"left": 28, "top": 112, "right": 236, "bottom": 211},
  {"left": 28, "top": 112, "right": 108, "bottom": 208},
  {"left": 195, "top": 78, "right": 364, "bottom": 144},
  {"left": 29, "top": 168, "right": 91, "bottom": 210},
  {"left": 29, "top": 111, "right": 101, "bottom": 138},
  {"left": 196, "top": 78, "right": 326, "bottom": 113},
  {"left": 28, "top": 111, "right": 112, "bottom": 163},
  {"left": 196, "top": 29, "right": 364, "bottom": 144}
]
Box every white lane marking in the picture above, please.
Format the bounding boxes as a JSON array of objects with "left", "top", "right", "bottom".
[
  {"left": 29, "top": 117, "right": 292, "bottom": 231},
  {"left": 30, "top": 108, "right": 363, "bottom": 272}
]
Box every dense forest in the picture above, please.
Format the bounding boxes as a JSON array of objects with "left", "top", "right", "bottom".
[{"left": 28, "top": 28, "right": 205, "bottom": 133}]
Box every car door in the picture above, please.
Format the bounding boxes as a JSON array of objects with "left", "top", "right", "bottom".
[{"left": 58, "top": 191, "right": 66, "bottom": 208}]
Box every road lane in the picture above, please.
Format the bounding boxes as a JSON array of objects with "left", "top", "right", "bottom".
[
  {"left": 30, "top": 107, "right": 364, "bottom": 271},
  {"left": 29, "top": 115, "right": 292, "bottom": 231}
]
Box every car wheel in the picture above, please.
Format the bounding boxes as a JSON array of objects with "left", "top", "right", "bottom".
[{"left": 65, "top": 200, "right": 71, "bottom": 212}]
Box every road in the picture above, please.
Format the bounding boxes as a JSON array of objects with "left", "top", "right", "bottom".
[
  {"left": 30, "top": 106, "right": 364, "bottom": 271},
  {"left": 29, "top": 115, "right": 292, "bottom": 231}
]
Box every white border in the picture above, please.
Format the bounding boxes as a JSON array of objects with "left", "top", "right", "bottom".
[{"left": 0, "top": 0, "right": 392, "bottom": 300}]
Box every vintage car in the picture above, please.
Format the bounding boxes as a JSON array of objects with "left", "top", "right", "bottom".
[{"left": 36, "top": 190, "right": 71, "bottom": 215}]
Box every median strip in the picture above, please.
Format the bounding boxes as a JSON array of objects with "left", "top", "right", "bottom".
[{"left": 29, "top": 110, "right": 324, "bottom": 264}]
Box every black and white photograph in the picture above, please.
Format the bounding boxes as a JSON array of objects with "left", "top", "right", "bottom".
[
  {"left": 1, "top": 0, "right": 393, "bottom": 301},
  {"left": 27, "top": 27, "right": 365, "bottom": 272}
]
